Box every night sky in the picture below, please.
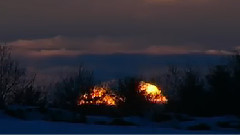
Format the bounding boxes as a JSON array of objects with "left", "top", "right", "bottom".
[{"left": 1, "top": 0, "right": 239, "bottom": 83}]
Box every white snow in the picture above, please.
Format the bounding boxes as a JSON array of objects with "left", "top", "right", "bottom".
[{"left": 0, "top": 110, "right": 239, "bottom": 134}]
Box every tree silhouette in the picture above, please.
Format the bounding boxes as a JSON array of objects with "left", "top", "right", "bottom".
[
  {"left": 118, "top": 77, "right": 150, "bottom": 116},
  {"left": 164, "top": 66, "right": 182, "bottom": 101},
  {"left": 13, "top": 76, "right": 41, "bottom": 106},
  {"left": 206, "top": 65, "right": 232, "bottom": 114},
  {"left": 178, "top": 68, "right": 206, "bottom": 115},
  {"left": 231, "top": 53, "right": 240, "bottom": 115},
  {"left": 0, "top": 45, "right": 36, "bottom": 107},
  {"left": 53, "top": 65, "right": 95, "bottom": 110}
]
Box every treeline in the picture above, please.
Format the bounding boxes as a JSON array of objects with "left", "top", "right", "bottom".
[
  {"left": 0, "top": 45, "right": 240, "bottom": 117},
  {"left": 163, "top": 54, "right": 240, "bottom": 116},
  {"left": 0, "top": 46, "right": 42, "bottom": 108}
]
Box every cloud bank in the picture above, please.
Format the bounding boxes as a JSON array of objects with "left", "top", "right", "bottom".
[{"left": 0, "top": 0, "right": 239, "bottom": 57}]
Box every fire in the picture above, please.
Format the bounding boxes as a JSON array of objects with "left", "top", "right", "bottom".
[
  {"left": 138, "top": 81, "right": 168, "bottom": 104},
  {"left": 78, "top": 86, "right": 124, "bottom": 106}
]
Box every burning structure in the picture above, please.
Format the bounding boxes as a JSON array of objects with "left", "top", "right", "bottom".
[
  {"left": 78, "top": 86, "right": 124, "bottom": 106},
  {"left": 138, "top": 81, "right": 168, "bottom": 104},
  {"left": 78, "top": 81, "right": 167, "bottom": 107}
]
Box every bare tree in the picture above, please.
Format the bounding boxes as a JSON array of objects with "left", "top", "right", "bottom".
[
  {"left": 0, "top": 45, "right": 36, "bottom": 107},
  {"left": 53, "top": 65, "right": 95, "bottom": 110},
  {"left": 163, "top": 65, "right": 182, "bottom": 101}
]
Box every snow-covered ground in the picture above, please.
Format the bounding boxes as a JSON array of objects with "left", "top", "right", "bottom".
[{"left": 0, "top": 109, "right": 239, "bottom": 134}]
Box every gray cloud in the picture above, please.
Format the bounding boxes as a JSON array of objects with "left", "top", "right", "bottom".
[
  {"left": 9, "top": 36, "right": 202, "bottom": 56},
  {"left": 1, "top": 0, "right": 239, "bottom": 84},
  {"left": 1, "top": 0, "right": 240, "bottom": 51}
]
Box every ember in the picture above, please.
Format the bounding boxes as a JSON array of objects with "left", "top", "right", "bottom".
[
  {"left": 138, "top": 81, "right": 168, "bottom": 104},
  {"left": 78, "top": 86, "right": 124, "bottom": 106}
]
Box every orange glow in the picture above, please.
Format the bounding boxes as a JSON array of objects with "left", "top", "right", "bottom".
[
  {"left": 78, "top": 86, "right": 124, "bottom": 106},
  {"left": 138, "top": 81, "right": 168, "bottom": 104}
]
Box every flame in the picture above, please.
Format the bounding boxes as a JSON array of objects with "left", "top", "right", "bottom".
[
  {"left": 78, "top": 86, "right": 124, "bottom": 106},
  {"left": 138, "top": 81, "right": 168, "bottom": 104}
]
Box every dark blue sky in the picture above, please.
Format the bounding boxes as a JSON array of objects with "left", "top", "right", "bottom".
[{"left": 17, "top": 54, "right": 227, "bottom": 84}]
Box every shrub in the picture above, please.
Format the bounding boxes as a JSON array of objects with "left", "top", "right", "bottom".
[
  {"left": 94, "top": 121, "right": 108, "bottom": 125},
  {"left": 175, "top": 114, "right": 194, "bottom": 122},
  {"left": 217, "top": 121, "right": 231, "bottom": 128},
  {"left": 187, "top": 123, "right": 211, "bottom": 130},
  {"left": 38, "top": 106, "right": 48, "bottom": 114},
  {"left": 78, "top": 104, "right": 121, "bottom": 117},
  {"left": 45, "top": 109, "right": 86, "bottom": 123},
  {"left": 217, "top": 121, "right": 240, "bottom": 129},
  {"left": 5, "top": 108, "right": 26, "bottom": 120},
  {"left": 109, "top": 118, "right": 137, "bottom": 126},
  {"left": 152, "top": 113, "right": 172, "bottom": 122}
]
